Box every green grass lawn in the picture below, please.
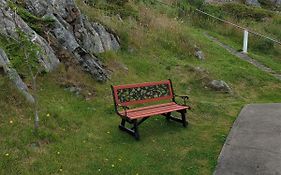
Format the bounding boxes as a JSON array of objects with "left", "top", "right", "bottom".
[
  {"left": 1, "top": 1, "right": 281, "bottom": 175},
  {"left": 206, "top": 31, "right": 281, "bottom": 74}
]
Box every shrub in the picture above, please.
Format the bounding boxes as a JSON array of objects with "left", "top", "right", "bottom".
[
  {"left": 187, "top": 0, "right": 204, "bottom": 8},
  {"left": 107, "top": 0, "right": 129, "bottom": 6},
  {"left": 251, "top": 38, "right": 274, "bottom": 53},
  {"left": 197, "top": 3, "right": 273, "bottom": 22},
  {"left": 264, "top": 23, "right": 281, "bottom": 39},
  {"left": 86, "top": 0, "right": 138, "bottom": 18},
  {"left": 220, "top": 3, "right": 273, "bottom": 21}
]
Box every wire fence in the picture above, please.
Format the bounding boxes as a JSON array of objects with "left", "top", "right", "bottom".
[
  {"left": 195, "top": 9, "right": 281, "bottom": 46},
  {"left": 152, "top": 0, "right": 281, "bottom": 46}
]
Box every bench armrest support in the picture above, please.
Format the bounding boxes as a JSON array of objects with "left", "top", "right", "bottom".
[
  {"left": 117, "top": 104, "right": 129, "bottom": 117},
  {"left": 174, "top": 95, "right": 190, "bottom": 106}
]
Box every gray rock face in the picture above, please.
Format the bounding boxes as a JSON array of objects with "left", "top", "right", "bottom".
[
  {"left": 245, "top": 0, "right": 261, "bottom": 6},
  {"left": 209, "top": 80, "right": 231, "bottom": 93},
  {"left": 0, "top": 0, "right": 60, "bottom": 72},
  {"left": 205, "top": 0, "right": 280, "bottom": 6},
  {"left": 25, "top": 0, "right": 120, "bottom": 81},
  {"left": 0, "top": 48, "right": 34, "bottom": 103},
  {"left": 269, "top": 0, "right": 281, "bottom": 5},
  {"left": 1, "top": 0, "right": 120, "bottom": 82},
  {"left": 205, "top": 0, "right": 238, "bottom": 3},
  {"left": 0, "top": 49, "right": 10, "bottom": 73}
]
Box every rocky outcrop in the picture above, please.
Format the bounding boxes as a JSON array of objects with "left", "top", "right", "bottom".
[
  {"left": 0, "top": 0, "right": 120, "bottom": 102},
  {"left": 205, "top": 0, "right": 237, "bottom": 4},
  {"left": 205, "top": 0, "right": 280, "bottom": 6},
  {"left": 268, "top": 0, "right": 281, "bottom": 6},
  {"left": 0, "top": 0, "right": 120, "bottom": 82},
  {"left": 0, "top": 48, "right": 34, "bottom": 103},
  {"left": 0, "top": 0, "right": 60, "bottom": 72},
  {"left": 245, "top": 0, "right": 260, "bottom": 6},
  {"left": 24, "top": 0, "right": 120, "bottom": 81}
]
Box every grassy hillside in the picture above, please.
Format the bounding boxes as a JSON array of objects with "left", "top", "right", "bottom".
[
  {"left": 189, "top": 2, "right": 281, "bottom": 73},
  {"left": 1, "top": 1, "right": 281, "bottom": 174}
]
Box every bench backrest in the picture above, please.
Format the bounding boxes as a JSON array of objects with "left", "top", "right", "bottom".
[{"left": 111, "top": 80, "right": 174, "bottom": 106}]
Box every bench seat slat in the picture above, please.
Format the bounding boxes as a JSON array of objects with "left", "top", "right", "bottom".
[
  {"left": 124, "top": 103, "right": 185, "bottom": 115},
  {"left": 122, "top": 102, "right": 176, "bottom": 113},
  {"left": 120, "top": 102, "right": 189, "bottom": 119}
]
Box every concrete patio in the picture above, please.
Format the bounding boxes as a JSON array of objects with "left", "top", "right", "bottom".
[{"left": 214, "top": 103, "right": 281, "bottom": 175}]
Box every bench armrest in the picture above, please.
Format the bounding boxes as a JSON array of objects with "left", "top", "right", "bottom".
[
  {"left": 117, "top": 104, "right": 129, "bottom": 117},
  {"left": 174, "top": 95, "right": 190, "bottom": 107}
]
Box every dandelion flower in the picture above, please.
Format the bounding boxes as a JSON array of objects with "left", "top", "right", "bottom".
[
  {"left": 59, "top": 168, "right": 63, "bottom": 172},
  {"left": 46, "top": 113, "right": 50, "bottom": 117},
  {"left": 118, "top": 158, "right": 122, "bottom": 161},
  {"left": 9, "top": 120, "right": 13, "bottom": 124},
  {"left": 111, "top": 164, "right": 115, "bottom": 168},
  {"left": 98, "top": 168, "right": 101, "bottom": 172},
  {"left": 107, "top": 131, "right": 110, "bottom": 134},
  {"left": 57, "top": 152, "right": 60, "bottom": 155},
  {"left": 5, "top": 153, "right": 9, "bottom": 156}
]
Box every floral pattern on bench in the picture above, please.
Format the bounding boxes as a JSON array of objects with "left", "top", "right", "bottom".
[{"left": 117, "top": 83, "right": 171, "bottom": 103}]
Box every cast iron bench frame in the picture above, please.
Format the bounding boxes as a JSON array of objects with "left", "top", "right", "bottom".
[{"left": 111, "top": 79, "right": 191, "bottom": 140}]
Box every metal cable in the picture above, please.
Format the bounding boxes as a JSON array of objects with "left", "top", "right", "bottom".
[
  {"left": 150, "top": 0, "right": 281, "bottom": 45},
  {"left": 195, "top": 9, "right": 281, "bottom": 45}
]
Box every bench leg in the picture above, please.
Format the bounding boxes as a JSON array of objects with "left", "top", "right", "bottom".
[
  {"left": 120, "top": 119, "right": 126, "bottom": 127},
  {"left": 180, "top": 112, "right": 188, "bottom": 128},
  {"left": 165, "top": 112, "right": 171, "bottom": 121},
  {"left": 163, "top": 110, "right": 188, "bottom": 127},
  {"left": 118, "top": 119, "right": 140, "bottom": 140},
  {"left": 133, "top": 119, "right": 140, "bottom": 140}
]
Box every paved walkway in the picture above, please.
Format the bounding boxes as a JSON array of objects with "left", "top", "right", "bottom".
[
  {"left": 214, "top": 103, "right": 281, "bottom": 175},
  {"left": 205, "top": 33, "right": 281, "bottom": 81}
]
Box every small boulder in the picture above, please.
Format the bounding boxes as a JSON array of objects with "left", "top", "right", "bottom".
[
  {"left": 64, "top": 86, "right": 82, "bottom": 96},
  {"left": 194, "top": 46, "right": 205, "bottom": 60},
  {"left": 208, "top": 80, "right": 231, "bottom": 93},
  {"left": 193, "top": 66, "right": 208, "bottom": 74},
  {"left": 115, "top": 61, "right": 129, "bottom": 72}
]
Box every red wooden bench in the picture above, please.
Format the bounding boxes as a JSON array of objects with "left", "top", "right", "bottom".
[{"left": 111, "top": 80, "right": 191, "bottom": 140}]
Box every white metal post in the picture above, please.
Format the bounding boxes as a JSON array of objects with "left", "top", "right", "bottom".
[{"left": 243, "top": 30, "right": 249, "bottom": 54}]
